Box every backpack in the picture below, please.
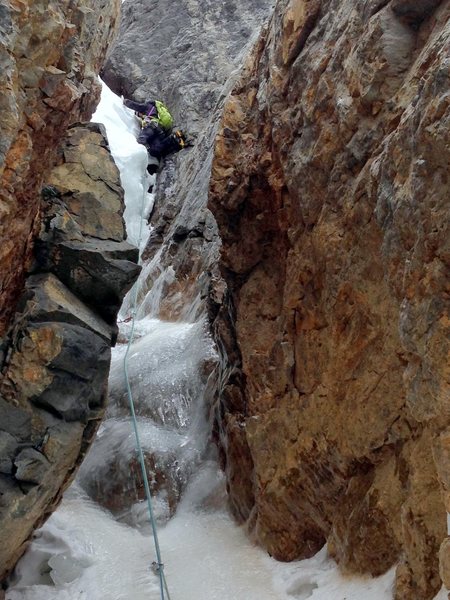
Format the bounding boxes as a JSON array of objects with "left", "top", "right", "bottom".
[{"left": 154, "top": 100, "right": 174, "bottom": 131}]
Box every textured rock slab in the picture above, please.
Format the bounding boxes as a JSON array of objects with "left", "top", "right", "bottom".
[
  {"left": 33, "top": 124, "right": 141, "bottom": 324},
  {"left": 48, "top": 125, "right": 125, "bottom": 241},
  {"left": 0, "top": 0, "right": 121, "bottom": 335},
  {"left": 22, "top": 273, "right": 113, "bottom": 341},
  {"left": 36, "top": 238, "right": 140, "bottom": 324},
  {"left": 0, "top": 117, "right": 140, "bottom": 580},
  {"left": 4, "top": 321, "right": 110, "bottom": 421},
  {"left": 208, "top": 1, "right": 450, "bottom": 598},
  {"left": 0, "top": 416, "right": 85, "bottom": 581}
]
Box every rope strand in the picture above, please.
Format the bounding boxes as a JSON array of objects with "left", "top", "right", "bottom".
[{"left": 123, "top": 163, "right": 169, "bottom": 600}]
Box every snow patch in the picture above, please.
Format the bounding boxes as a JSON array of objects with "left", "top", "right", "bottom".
[{"left": 92, "top": 80, "right": 153, "bottom": 253}]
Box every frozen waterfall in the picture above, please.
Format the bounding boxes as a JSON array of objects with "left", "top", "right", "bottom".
[{"left": 7, "top": 82, "right": 444, "bottom": 600}]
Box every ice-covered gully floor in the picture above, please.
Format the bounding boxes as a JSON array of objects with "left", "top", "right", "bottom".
[
  {"left": 6, "top": 84, "right": 447, "bottom": 600},
  {"left": 8, "top": 471, "right": 399, "bottom": 600}
]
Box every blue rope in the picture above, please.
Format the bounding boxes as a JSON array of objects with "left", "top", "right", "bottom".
[{"left": 122, "top": 166, "right": 170, "bottom": 600}]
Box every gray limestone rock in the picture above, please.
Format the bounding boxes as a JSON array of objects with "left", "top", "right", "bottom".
[
  {"left": 14, "top": 448, "right": 50, "bottom": 485},
  {"left": 36, "top": 238, "right": 140, "bottom": 324},
  {"left": 32, "top": 322, "right": 111, "bottom": 421},
  {"left": 36, "top": 371, "right": 100, "bottom": 422},
  {"left": 0, "top": 433, "right": 19, "bottom": 475},
  {"left": 22, "top": 274, "right": 113, "bottom": 342},
  {"left": 45, "top": 125, "right": 126, "bottom": 243},
  {"left": 0, "top": 398, "right": 31, "bottom": 441},
  {"left": 102, "top": 0, "right": 273, "bottom": 322}
]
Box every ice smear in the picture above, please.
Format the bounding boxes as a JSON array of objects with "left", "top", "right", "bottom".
[
  {"left": 76, "top": 314, "right": 216, "bottom": 525},
  {"left": 107, "top": 318, "right": 214, "bottom": 431},
  {"left": 91, "top": 80, "right": 153, "bottom": 253},
  {"left": 7, "top": 467, "right": 403, "bottom": 600}
]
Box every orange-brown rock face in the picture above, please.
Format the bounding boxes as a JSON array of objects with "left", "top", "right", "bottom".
[
  {"left": 0, "top": 0, "right": 120, "bottom": 336},
  {"left": 0, "top": 0, "right": 128, "bottom": 583},
  {"left": 209, "top": 1, "right": 450, "bottom": 598},
  {"left": 0, "top": 123, "right": 139, "bottom": 583}
]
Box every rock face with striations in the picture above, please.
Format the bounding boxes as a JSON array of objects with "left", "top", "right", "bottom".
[
  {"left": 0, "top": 0, "right": 138, "bottom": 582},
  {"left": 103, "top": 0, "right": 449, "bottom": 597},
  {"left": 0, "top": 0, "right": 121, "bottom": 336},
  {"left": 102, "top": 0, "right": 273, "bottom": 322},
  {"left": 208, "top": 1, "right": 450, "bottom": 599}
]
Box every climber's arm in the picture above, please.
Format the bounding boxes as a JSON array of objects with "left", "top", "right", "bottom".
[{"left": 123, "top": 98, "right": 155, "bottom": 113}]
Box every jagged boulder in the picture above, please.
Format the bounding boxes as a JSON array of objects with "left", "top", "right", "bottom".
[
  {"left": 0, "top": 0, "right": 121, "bottom": 336},
  {"left": 0, "top": 120, "right": 139, "bottom": 580}
]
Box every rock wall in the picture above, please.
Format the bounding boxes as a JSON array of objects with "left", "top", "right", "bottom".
[
  {"left": 97, "top": 0, "right": 449, "bottom": 597},
  {"left": 0, "top": 123, "right": 139, "bottom": 582},
  {"left": 102, "top": 0, "right": 273, "bottom": 137},
  {"left": 102, "top": 0, "right": 273, "bottom": 323},
  {"left": 0, "top": 0, "right": 134, "bottom": 582},
  {"left": 208, "top": 1, "right": 450, "bottom": 599},
  {"left": 0, "top": 0, "right": 120, "bottom": 336}
]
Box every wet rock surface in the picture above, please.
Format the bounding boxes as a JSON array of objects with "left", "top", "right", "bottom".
[
  {"left": 208, "top": 1, "right": 450, "bottom": 599},
  {"left": 78, "top": 432, "right": 188, "bottom": 522}
]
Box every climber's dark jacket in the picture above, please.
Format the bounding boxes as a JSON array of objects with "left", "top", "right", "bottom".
[
  {"left": 123, "top": 97, "right": 187, "bottom": 162},
  {"left": 137, "top": 123, "right": 186, "bottom": 161},
  {"left": 123, "top": 98, "right": 155, "bottom": 114}
]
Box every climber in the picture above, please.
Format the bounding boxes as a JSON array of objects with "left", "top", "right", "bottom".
[{"left": 122, "top": 97, "right": 188, "bottom": 170}]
